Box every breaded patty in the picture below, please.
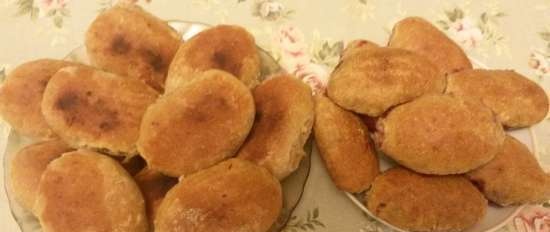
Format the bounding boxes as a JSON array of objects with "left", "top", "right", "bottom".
[
  {"left": 138, "top": 70, "right": 255, "bottom": 177},
  {"left": 375, "top": 94, "right": 505, "bottom": 175},
  {"left": 134, "top": 168, "right": 177, "bottom": 228},
  {"left": 389, "top": 17, "right": 472, "bottom": 74},
  {"left": 41, "top": 66, "right": 159, "bottom": 157},
  {"left": 9, "top": 140, "right": 72, "bottom": 212},
  {"left": 0, "top": 59, "right": 79, "bottom": 140},
  {"left": 327, "top": 47, "right": 445, "bottom": 117},
  {"left": 446, "top": 69, "right": 549, "bottom": 128},
  {"left": 165, "top": 25, "right": 261, "bottom": 92},
  {"left": 467, "top": 135, "right": 550, "bottom": 206},
  {"left": 86, "top": 3, "right": 181, "bottom": 91},
  {"left": 34, "top": 150, "right": 148, "bottom": 232},
  {"left": 238, "top": 74, "right": 314, "bottom": 180},
  {"left": 313, "top": 95, "right": 379, "bottom": 193},
  {"left": 366, "top": 167, "right": 487, "bottom": 232},
  {"left": 155, "top": 158, "right": 282, "bottom": 232}
]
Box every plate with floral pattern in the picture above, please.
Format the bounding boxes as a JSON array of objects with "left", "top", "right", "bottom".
[
  {"left": 345, "top": 58, "right": 538, "bottom": 232},
  {"left": 3, "top": 20, "right": 311, "bottom": 232}
]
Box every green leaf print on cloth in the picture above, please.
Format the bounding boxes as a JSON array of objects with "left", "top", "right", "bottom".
[
  {"left": 283, "top": 208, "right": 325, "bottom": 232},
  {"left": 436, "top": 5, "right": 508, "bottom": 57},
  {"left": 14, "top": 0, "right": 39, "bottom": 19},
  {"left": 14, "top": 0, "right": 70, "bottom": 28},
  {"left": 311, "top": 40, "right": 344, "bottom": 68}
]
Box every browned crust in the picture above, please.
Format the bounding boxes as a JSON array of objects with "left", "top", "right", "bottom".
[
  {"left": 86, "top": 3, "right": 181, "bottom": 92},
  {"left": 134, "top": 168, "right": 177, "bottom": 228},
  {"left": 9, "top": 140, "right": 73, "bottom": 212},
  {"left": 366, "top": 167, "right": 487, "bottom": 232},
  {"left": 41, "top": 66, "right": 159, "bottom": 157},
  {"left": 238, "top": 74, "right": 314, "bottom": 180},
  {"left": 327, "top": 47, "right": 446, "bottom": 117},
  {"left": 165, "top": 25, "right": 261, "bottom": 92},
  {"left": 467, "top": 135, "right": 550, "bottom": 206},
  {"left": 388, "top": 17, "right": 472, "bottom": 74},
  {"left": 155, "top": 158, "right": 282, "bottom": 232},
  {"left": 446, "top": 69, "right": 549, "bottom": 128},
  {"left": 0, "top": 59, "right": 80, "bottom": 140},
  {"left": 34, "top": 150, "right": 148, "bottom": 232},
  {"left": 375, "top": 94, "right": 505, "bottom": 174},
  {"left": 313, "top": 95, "right": 379, "bottom": 193},
  {"left": 138, "top": 70, "right": 255, "bottom": 177}
]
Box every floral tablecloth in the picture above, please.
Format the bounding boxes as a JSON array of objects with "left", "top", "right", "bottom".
[{"left": 1, "top": 0, "right": 549, "bottom": 232}]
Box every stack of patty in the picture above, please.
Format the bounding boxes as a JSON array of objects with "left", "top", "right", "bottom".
[
  {"left": 1, "top": 3, "right": 315, "bottom": 232},
  {"left": 314, "top": 16, "right": 550, "bottom": 232}
]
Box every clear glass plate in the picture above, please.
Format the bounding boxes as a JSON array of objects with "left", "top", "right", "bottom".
[
  {"left": 3, "top": 20, "right": 311, "bottom": 232},
  {"left": 346, "top": 58, "right": 535, "bottom": 232}
]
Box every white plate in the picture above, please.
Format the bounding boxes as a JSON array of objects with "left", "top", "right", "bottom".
[
  {"left": 345, "top": 58, "right": 537, "bottom": 232},
  {"left": 3, "top": 20, "right": 310, "bottom": 232}
]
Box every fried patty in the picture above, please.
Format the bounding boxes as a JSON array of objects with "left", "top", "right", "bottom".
[
  {"left": 165, "top": 25, "right": 260, "bottom": 92},
  {"left": 138, "top": 70, "right": 255, "bottom": 177},
  {"left": 86, "top": 3, "right": 181, "bottom": 91},
  {"left": 34, "top": 150, "right": 148, "bottom": 232},
  {"left": 327, "top": 47, "right": 445, "bottom": 117},
  {"left": 41, "top": 66, "right": 159, "bottom": 157},
  {"left": 313, "top": 95, "right": 379, "bottom": 193},
  {"left": 366, "top": 167, "right": 487, "bottom": 232},
  {"left": 375, "top": 94, "right": 505, "bottom": 174},
  {"left": 446, "top": 69, "right": 549, "bottom": 128},
  {"left": 467, "top": 135, "right": 550, "bottom": 206},
  {"left": 155, "top": 158, "right": 282, "bottom": 232}
]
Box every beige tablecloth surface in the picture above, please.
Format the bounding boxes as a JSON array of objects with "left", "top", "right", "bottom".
[{"left": 1, "top": 1, "right": 549, "bottom": 231}]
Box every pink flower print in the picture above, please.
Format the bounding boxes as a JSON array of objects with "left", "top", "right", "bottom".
[
  {"left": 294, "top": 63, "right": 329, "bottom": 95},
  {"left": 38, "top": 0, "right": 69, "bottom": 16},
  {"left": 274, "top": 25, "right": 311, "bottom": 71},
  {"left": 275, "top": 25, "right": 308, "bottom": 56},
  {"left": 449, "top": 17, "right": 483, "bottom": 49},
  {"left": 273, "top": 25, "right": 331, "bottom": 95},
  {"left": 514, "top": 205, "right": 550, "bottom": 232}
]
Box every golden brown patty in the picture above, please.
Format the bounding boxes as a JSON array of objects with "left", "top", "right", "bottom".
[
  {"left": 41, "top": 66, "right": 159, "bottom": 157},
  {"left": 313, "top": 95, "right": 379, "bottom": 193},
  {"left": 138, "top": 70, "right": 255, "bottom": 177},
  {"left": 375, "top": 94, "right": 505, "bottom": 175},
  {"left": 0, "top": 59, "right": 79, "bottom": 140},
  {"left": 238, "top": 74, "right": 314, "bottom": 179},
  {"left": 340, "top": 40, "right": 380, "bottom": 60},
  {"left": 155, "top": 158, "right": 282, "bottom": 232},
  {"left": 467, "top": 135, "right": 550, "bottom": 206},
  {"left": 366, "top": 167, "right": 487, "bottom": 232},
  {"left": 165, "top": 25, "right": 261, "bottom": 92},
  {"left": 9, "top": 140, "right": 72, "bottom": 212},
  {"left": 34, "top": 150, "right": 148, "bottom": 232},
  {"left": 446, "top": 69, "right": 549, "bottom": 128},
  {"left": 327, "top": 47, "right": 445, "bottom": 117},
  {"left": 389, "top": 17, "right": 472, "bottom": 74},
  {"left": 134, "top": 168, "right": 177, "bottom": 227},
  {"left": 86, "top": 3, "right": 181, "bottom": 91}
]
